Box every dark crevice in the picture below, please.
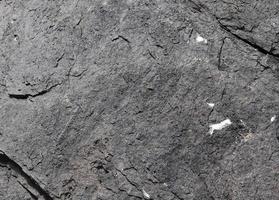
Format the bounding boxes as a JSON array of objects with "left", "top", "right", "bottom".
[
  {"left": 187, "top": 0, "right": 279, "bottom": 59},
  {"left": 0, "top": 151, "right": 54, "bottom": 200},
  {"left": 115, "top": 168, "right": 141, "bottom": 193},
  {"left": 8, "top": 93, "right": 30, "bottom": 99},
  {"left": 188, "top": 0, "right": 203, "bottom": 12},
  {"left": 17, "top": 181, "right": 39, "bottom": 200},
  {"left": 9, "top": 90, "right": 48, "bottom": 99},
  {"left": 217, "top": 20, "right": 279, "bottom": 58},
  {"left": 188, "top": 28, "right": 193, "bottom": 40},
  {"left": 169, "top": 190, "right": 184, "bottom": 200},
  {"left": 217, "top": 37, "right": 227, "bottom": 70},
  {"left": 148, "top": 49, "right": 156, "bottom": 60},
  {"left": 8, "top": 83, "right": 61, "bottom": 100},
  {"left": 54, "top": 52, "right": 65, "bottom": 68},
  {"left": 207, "top": 107, "right": 214, "bottom": 123},
  {"left": 112, "top": 35, "right": 131, "bottom": 44}
]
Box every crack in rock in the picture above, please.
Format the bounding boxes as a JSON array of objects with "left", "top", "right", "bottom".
[
  {"left": 8, "top": 82, "right": 62, "bottom": 100},
  {"left": 0, "top": 150, "right": 54, "bottom": 200}
]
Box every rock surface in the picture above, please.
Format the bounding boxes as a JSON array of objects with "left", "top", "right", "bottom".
[{"left": 0, "top": 0, "right": 279, "bottom": 199}]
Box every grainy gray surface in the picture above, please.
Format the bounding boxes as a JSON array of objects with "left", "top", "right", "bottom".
[{"left": 0, "top": 0, "right": 279, "bottom": 199}]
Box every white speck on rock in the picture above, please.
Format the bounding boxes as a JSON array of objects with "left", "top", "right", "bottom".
[
  {"left": 207, "top": 103, "right": 215, "bottom": 108},
  {"left": 271, "top": 115, "right": 276, "bottom": 122},
  {"left": 209, "top": 118, "right": 232, "bottom": 135},
  {"left": 196, "top": 33, "right": 207, "bottom": 43},
  {"left": 142, "top": 189, "right": 151, "bottom": 199}
]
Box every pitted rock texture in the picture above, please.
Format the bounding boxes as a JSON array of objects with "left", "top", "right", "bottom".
[{"left": 0, "top": 0, "right": 279, "bottom": 200}]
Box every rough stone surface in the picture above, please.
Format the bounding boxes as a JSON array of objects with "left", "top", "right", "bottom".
[{"left": 0, "top": 0, "right": 279, "bottom": 199}]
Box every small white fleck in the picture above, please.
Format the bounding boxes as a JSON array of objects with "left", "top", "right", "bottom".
[
  {"left": 209, "top": 118, "right": 232, "bottom": 135},
  {"left": 196, "top": 33, "right": 207, "bottom": 43},
  {"left": 142, "top": 189, "right": 150, "bottom": 199},
  {"left": 271, "top": 115, "right": 276, "bottom": 122},
  {"left": 163, "top": 183, "right": 168, "bottom": 187},
  {"left": 207, "top": 103, "right": 215, "bottom": 108}
]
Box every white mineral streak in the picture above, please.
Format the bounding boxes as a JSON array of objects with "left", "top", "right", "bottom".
[
  {"left": 271, "top": 115, "right": 276, "bottom": 122},
  {"left": 209, "top": 119, "right": 232, "bottom": 135},
  {"left": 196, "top": 33, "right": 207, "bottom": 43},
  {"left": 142, "top": 189, "right": 151, "bottom": 199},
  {"left": 207, "top": 103, "right": 215, "bottom": 108}
]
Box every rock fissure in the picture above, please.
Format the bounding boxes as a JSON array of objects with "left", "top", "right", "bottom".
[{"left": 0, "top": 151, "right": 54, "bottom": 200}]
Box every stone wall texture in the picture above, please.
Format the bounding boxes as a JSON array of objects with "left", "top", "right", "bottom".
[{"left": 0, "top": 0, "right": 279, "bottom": 199}]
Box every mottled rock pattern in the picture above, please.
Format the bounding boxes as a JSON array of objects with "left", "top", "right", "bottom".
[{"left": 0, "top": 0, "right": 279, "bottom": 199}]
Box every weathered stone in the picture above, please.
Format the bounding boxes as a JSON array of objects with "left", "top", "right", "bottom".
[{"left": 0, "top": 0, "right": 278, "bottom": 199}]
